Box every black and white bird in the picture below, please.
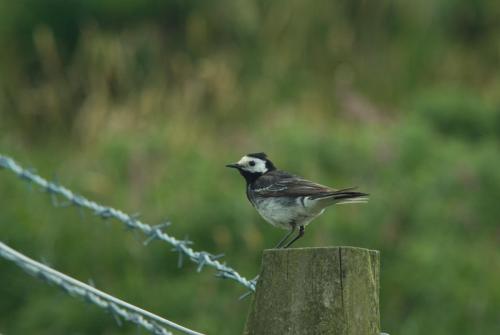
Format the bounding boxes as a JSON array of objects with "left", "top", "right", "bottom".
[{"left": 226, "top": 152, "right": 368, "bottom": 248}]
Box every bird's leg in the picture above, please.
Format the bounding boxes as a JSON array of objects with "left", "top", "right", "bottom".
[
  {"left": 284, "top": 225, "right": 305, "bottom": 249},
  {"left": 274, "top": 226, "right": 296, "bottom": 249}
]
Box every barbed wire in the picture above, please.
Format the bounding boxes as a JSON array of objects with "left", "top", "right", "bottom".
[
  {"left": 0, "top": 241, "right": 205, "bottom": 335},
  {"left": 0, "top": 154, "right": 256, "bottom": 292}
]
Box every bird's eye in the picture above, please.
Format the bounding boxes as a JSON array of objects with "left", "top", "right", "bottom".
[{"left": 249, "top": 161, "right": 256, "bottom": 166}]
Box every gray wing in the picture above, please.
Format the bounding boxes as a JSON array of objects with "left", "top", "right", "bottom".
[
  {"left": 253, "top": 171, "right": 351, "bottom": 199},
  {"left": 253, "top": 171, "right": 368, "bottom": 200}
]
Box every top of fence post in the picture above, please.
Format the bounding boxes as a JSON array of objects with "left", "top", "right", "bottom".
[{"left": 243, "top": 246, "right": 380, "bottom": 335}]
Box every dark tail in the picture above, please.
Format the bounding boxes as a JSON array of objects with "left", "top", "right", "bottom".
[
  {"left": 313, "top": 187, "right": 369, "bottom": 204},
  {"left": 333, "top": 188, "right": 368, "bottom": 199}
]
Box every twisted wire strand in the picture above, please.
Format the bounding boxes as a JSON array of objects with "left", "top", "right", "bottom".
[
  {"left": 0, "top": 241, "right": 205, "bottom": 335},
  {"left": 0, "top": 154, "right": 256, "bottom": 292}
]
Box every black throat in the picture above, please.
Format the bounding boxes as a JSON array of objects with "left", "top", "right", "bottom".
[{"left": 239, "top": 170, "right": 264, "bottom": 185}]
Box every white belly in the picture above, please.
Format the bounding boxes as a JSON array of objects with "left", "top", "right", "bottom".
[{"left": 253, "top": 196, "right": 325, "bottom": 230}]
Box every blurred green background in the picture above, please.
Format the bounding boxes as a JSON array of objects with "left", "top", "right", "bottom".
[{"left": 1, "top": 0, "right": 500, "bottom": 334}]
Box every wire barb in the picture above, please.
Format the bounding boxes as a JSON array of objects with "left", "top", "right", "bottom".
[
  {"left": 0, "top": 241, "right": 206, "bottom": 335},
  {"left": 143, "top": 222, "right": 171, "bottom": 246},
  {"left": 0, "top": 154, "right": 256, "bottom": 292}
]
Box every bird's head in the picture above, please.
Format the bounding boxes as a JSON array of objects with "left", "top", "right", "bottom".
[{"left": 226, "top": 152, "right": 276, "bottom": 183}]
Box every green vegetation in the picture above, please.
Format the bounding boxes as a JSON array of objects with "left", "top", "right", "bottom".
[{"left": 1, "top": 1, "right": 500, "bottom": 334}]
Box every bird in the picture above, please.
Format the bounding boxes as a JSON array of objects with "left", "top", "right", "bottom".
[{"left": 226, "top": 152, "right": 368, "bottom": 248}]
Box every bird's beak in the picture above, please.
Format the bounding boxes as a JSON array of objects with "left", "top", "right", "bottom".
[{"left": 226, "top": 163, "right": 241, "bottom": 169}]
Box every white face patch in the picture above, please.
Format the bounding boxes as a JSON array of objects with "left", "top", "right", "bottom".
[{"left": 238, "top": 155, "right": 268, "bottom": 174}]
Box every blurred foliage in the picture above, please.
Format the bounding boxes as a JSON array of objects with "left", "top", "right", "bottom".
[{"left": 1, "top": 0, "right": 500, "bottom": 334}]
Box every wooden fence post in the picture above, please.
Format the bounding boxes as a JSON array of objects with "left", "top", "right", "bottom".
[{"left": 243, "top": 247, "right": 380, "bottom": 335}]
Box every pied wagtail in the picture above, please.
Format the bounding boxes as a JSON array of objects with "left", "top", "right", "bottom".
[{"left": 226, "top": 153, "right": 368, "bottom": 248}]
